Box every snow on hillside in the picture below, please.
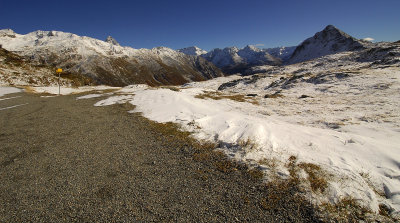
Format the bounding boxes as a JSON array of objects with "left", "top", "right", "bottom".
[{"left": 76, "top": 49, "right": 400, "bottom": 218}]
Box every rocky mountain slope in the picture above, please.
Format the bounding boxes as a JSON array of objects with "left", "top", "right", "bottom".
[
  {"left": 0, "top": 47, "right": 90, "bottom": 86},
  {"left": 288, "top": 25, "right": 370, "bottom": 64},
  {"left": 0, "top": 29, "right": 223, "bottom": 86}
]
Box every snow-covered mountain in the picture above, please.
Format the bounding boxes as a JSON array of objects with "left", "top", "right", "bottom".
[
  {"left": 177, "top": 46, "right": 207, "bottom": 56},
  {"left": 201, "top": 45, "right": 281, "bottom": 74},
  {"left": 0, "top": 29, "right": 223, "bottom": 86},
  {"left": 288, "top": 25, "right": 369, "bottom": 64},
  {"left": 264, "top": 46, "right": 296, "bottom": 61}
]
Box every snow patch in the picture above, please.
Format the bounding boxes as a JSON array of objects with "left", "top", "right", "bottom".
[
  {"left": 76, "top": 94, "right": 104, "bottom": 100},
  {"left": 0, "top": 86, "right": 22, "bottom": 97},
  {"left": 31, "top": 86, "right": 120, "bottom": 95}
]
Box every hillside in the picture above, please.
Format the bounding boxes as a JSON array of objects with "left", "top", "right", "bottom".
[{"left": 0, "top": 47, "right": 91, "bottom": 86}]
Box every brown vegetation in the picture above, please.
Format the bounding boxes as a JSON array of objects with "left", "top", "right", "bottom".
[{"left": 195, "top": 91, "right": 259, "bottom": 105}]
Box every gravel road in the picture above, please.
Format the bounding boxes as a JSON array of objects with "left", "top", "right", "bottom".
[{"left": 0, "top": 91, "right": 321, "bottom": 222}]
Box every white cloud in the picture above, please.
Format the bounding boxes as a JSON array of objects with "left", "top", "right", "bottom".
[
  {"left": 362, "top": 37, "right": 374, "bottom": 42},
  {"left": 253, "top": 43, "right": 265, "bottom": 47}
]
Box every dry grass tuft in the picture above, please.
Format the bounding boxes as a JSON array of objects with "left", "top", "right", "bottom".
[
  {"left": 215, "top": 160, "right": 235, "bottom": 173},
  {"left": 195, "top": 91, "right": 259, "bottom": 105},
  {"left": 320, "top": 196, "right": 372, "bottom": 222},
  {"left": 160, "top": 86, "right": 181, "bottom": 92},
  {"left": 378, "top": 203, "right": 391, "bottom": 217},
  {"left": 287, "top": 155, "right": 299, "bottom": 180},
  {"left": 298, "top": 162, "right": 328, "bottom": 193},
  {"left": 257, "top": 157, "right": 279, "bottom": 170},
  {"left": 264, "top": 92, "right": 284, "bottom": 99},
  {"left": 248, "top": 168, "right": 264, "bottom": 180},
  {"left": 238, "top": 138, "right": 259, "bottom": 152},
  {"left": 284, "top": 156, "right": 328, "bottom": 193}
]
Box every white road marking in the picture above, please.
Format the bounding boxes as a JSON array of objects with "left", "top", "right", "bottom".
[
  {"left": 0, "top": 96, "right": 21, "bottom": 101},
  {"left": 0, "top": 103, "right": 29, "bottom": 111}
]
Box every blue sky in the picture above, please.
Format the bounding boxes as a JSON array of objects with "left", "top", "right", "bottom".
[{"left": 1, "top": 0, "right": 399, "bottom": 51}]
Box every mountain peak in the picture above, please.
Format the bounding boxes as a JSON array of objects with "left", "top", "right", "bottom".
[
  {"left": 0, "top": 29, "right": 16, "bottom": 38},
  {"left": 289, "top": 25, "right": 366, "bottom": 64},
  {"left": 105, "top": 36, "right": 120, "bottom": 46},
  {"left": 324, "top": 24, "right": 337, "bottom": 30},
  {"left": 242, "top": 45, "right": 261, "bottom": 52},
  {"left": 178, "top": 46, "right": 207, "bottom": 56},
  {"left": 0, "top": 28, "right": 15, "bottom": 33}
]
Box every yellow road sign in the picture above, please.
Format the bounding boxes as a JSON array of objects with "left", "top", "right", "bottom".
[{"left": 56, "top": 68, "right": 62, "bottom": 73}]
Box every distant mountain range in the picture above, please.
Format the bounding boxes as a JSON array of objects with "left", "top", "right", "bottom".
[
  {"left": 178, "top": 45, "right": 295, "bottom": 74},
  {"left": 0, "top": 29, "right": 222, "bottom": 86},
  {"left": 177, "top": 25, "right": 372, "bottom": 73},
  {"left": 177, "top": 46, "right": 207, "bottom": 56},
  {"left": 0, "top": 25, "right": 397, "bottom": 86}
]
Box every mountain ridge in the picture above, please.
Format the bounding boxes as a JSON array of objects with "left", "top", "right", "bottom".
[
  {"left": 177, "top": 46, "right": 207, "bottom": 56},
  {"left": 0, "top": 29, "right": 223, "bottom": 86}
]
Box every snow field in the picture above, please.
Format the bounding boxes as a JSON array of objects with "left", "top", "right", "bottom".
[
  {"left": 0, "top": 86, "right": 22, "bottom": 97},
  {"left": 31, "top": 85, "right": 120, "bottom": 95}
]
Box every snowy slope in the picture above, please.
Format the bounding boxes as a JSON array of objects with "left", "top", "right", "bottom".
[
  {"left": 178, "top": 46, "right": 207, "bottom": 56},
  {"left": 289, "top": 25, "right": 369, "bottom": 64},
  {"left": 0, "top": 29, "right": 223, "bottom": 86}
]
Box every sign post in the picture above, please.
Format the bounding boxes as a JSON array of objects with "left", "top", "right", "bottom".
[{"left": 56, "top": 68, "right": 62, "bottom": 95}]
